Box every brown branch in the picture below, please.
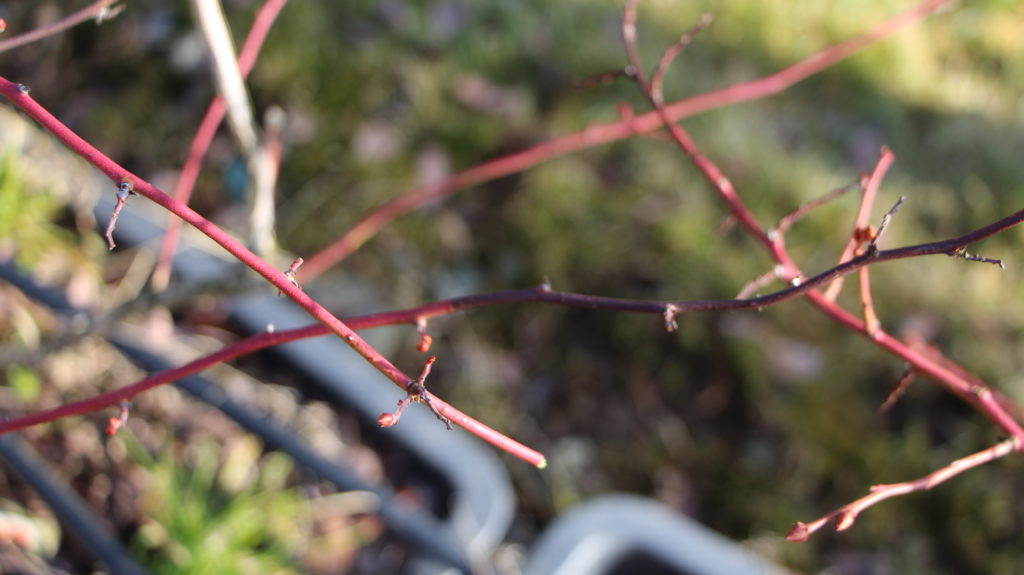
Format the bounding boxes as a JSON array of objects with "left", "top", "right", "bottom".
[
  {"left": 4, "top": 193, "right": 1023, "bottom": 471},
  {"left": 787, "top": 438, "right": 1021, "bottom": 541}
]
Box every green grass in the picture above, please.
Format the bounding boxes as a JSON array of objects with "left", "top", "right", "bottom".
[{"left": 127, "top": 435, "right": 307, "bottom": 575}]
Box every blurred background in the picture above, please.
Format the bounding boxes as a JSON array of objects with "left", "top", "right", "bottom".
[{"left": 1, "top": 0, "right": 1024, "bottom": 573}]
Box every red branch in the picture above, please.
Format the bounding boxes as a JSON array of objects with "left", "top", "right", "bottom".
[
  {"left": 0, "top": 0, "right": 1004, "bottom": 485},
  {"left": 298, "top": 0, "right": 952, "bottom": 281},
  {"left": 0, "top": 76, "right": 545, "bottom": 468},
  {"left": 619, "top": 0, "right": 1024, "bottom": 536},
  {"left": 825, "top": 147, "right": 896, "bottom": 301},
  {"left": 150, "top": 0, "right": 289, "bottom": 292},
  {"left": 787, "top": 438, "right": 1019, "bottom": 541},
  {"left": 4, "top": 195, "right": 1024, "bottom": 462}
]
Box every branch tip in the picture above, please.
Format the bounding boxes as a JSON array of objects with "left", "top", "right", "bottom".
[
  {"left": 105, "top": 180, "right": 135, "bottom": 250},
  {"left": 951, "top": 247, "right": 1004, "bottom": 269},
  {"left": 377, "top": 355, "right": 451, "bottom": 430},
  {"left": 786, "top": 522, "right": 810, "bottom": 543},
  {"left": 868, "top": 196, "right": 907, "bottom": 252},
  {"left": 105, "top": 401, "right": 130, "bottom": 436},
  {"left": 95, "top": 3, "right": 125, "bottom": 25}
]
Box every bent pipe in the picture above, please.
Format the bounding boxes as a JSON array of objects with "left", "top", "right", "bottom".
[
  {"left": 0, "top": 435, "right": 148, "bottom": 575},
  {"left": 525, "top": 495, "right": 788, "bottom": 575}
]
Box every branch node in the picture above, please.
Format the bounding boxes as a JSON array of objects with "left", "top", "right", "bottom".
[
  {"left": 969, "top": 384, "right": 991, "bottom": 400},
  {"left": 377, "top": 356, "right": 451, "bottom": 430},
  {"left": 278, "top": 257, "right": 304, "bottom": 296},
  {"left": 835, "top": 509, "right": 858, "bottom": 532},
  {"left": 663, "top": 304, "right": 679, "bottom": 332},
  {"left": 16, "top": 83, "right": 29, "bottom": 95}
]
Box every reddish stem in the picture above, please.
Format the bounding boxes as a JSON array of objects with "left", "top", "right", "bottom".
[
  {"left": 825, "top": 147, "right": 896, "bottom": 300},
  {"left": 150, "top": 0, "right": 288, "bottom": 292},
  {"left": 788, "top": 438, "right": 1020, "bottom": 541},
  {"left": 298, "top": 0, "right": 951, "bottom": 281},
  {"left": 0, "top": 76, "right": 545, "bottom": 468}
]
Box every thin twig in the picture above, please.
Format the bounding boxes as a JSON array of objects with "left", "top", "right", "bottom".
[
  {"left": 0, "top": 76, "right": 547, "bottom": 468},
  {"left": 787, "top": 438, "right": 1020, "bottom": 541},
  {"left": 879, "top": 366, "right": 915, "bottom": 413},
  {"left": 775, "top": 180, "right": 860, "bottom": 235},
  {"left": 619, "top": 1, "right": 1024, "bottom": 531},
  {"left": 825, "top": 147, "right": 896, "bottom": 300},
  {"left": 736, "top": 266, "right": 782, "bottom": 300},
  {"left": 858, "top": 196, "right": 906, "bottom": 336},
  {"left": 104, "top": 180, "right": 135, "bottom": 250},
  {"left": 868, "top": 196, "right": 907, "bottom": 253},
  {"left": 650, "top": 13, "right": 714, "bottom": 105},
  {"left": 150, "top": 0, "right": 288, "bottom": 292},
  {"left": 297, "top": 0, "right": 952, "bottom": 281},
  {"left": 191, "top": 0, "right": 280, "bottom": 258},
  {"left": 858, "top": 266, "right": 882, "bottom": 337},
  {"left": 951, "top": 247, "right": 1005, "bottom": 269},
  {"left": 623, "top": 0, "right": 778, "bottom": 260},
  {"left": 0, "top": 0, "right": 122, "bottom": 54}
]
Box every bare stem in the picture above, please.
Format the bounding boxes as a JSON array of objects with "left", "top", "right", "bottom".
[
  {"left": 0, "top": 75, "right": 546, "bottom": 468},
  {"left": 151, "top": 0, "right": 288, "bottom": 292},
  {"left": 297, "top": 0, "right": 952, "bottom": 281},
  {"left": 775, "top": 180, "right": 859, "bottom": 235},
  {"left": 650, "top": 13, "right": 714, "bottom": 104},
  {"left": 788, "top": 438, "right": 1021, "bottom": 541},
  {"left": 619, "top": 1, "right": 1024, "bottom": 533},
  {"left": 825, "top": 147, "right": 896, "bottom": 300}
]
